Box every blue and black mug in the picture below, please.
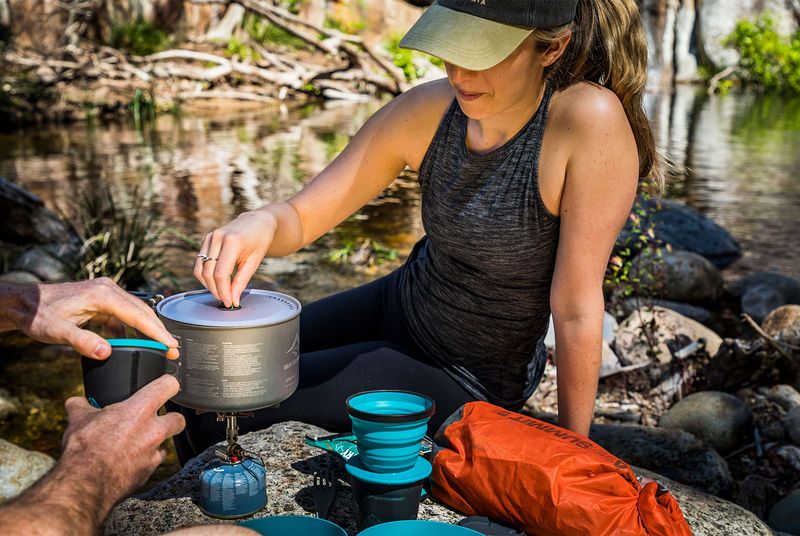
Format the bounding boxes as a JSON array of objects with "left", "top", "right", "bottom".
[{"left": 81, "top": 339, "right": 172, "bottom": 408}]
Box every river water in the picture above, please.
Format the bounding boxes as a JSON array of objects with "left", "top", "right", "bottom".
[{"left": 0, "top": 86, "right": 798, "bottom": 464}]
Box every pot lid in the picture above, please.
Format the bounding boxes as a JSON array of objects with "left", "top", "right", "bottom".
[{"left": 157, "top": 289, "right": 301, "bottom": 328}]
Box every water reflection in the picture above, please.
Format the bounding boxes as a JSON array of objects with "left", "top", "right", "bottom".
[{"left": 1, "top": 87, "right": 798, "bottom": 281}]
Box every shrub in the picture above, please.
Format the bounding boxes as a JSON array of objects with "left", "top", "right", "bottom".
[{"left": 110, "top": 20, "right": 171, "bottom": 56}]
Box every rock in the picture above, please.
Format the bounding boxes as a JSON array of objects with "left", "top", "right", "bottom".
[
  {"left": 730, "top": 272, "right": 800, "bottom": 323},
  {"left": 105, "top": 422, "right": 463, "bottom": 535},
  {"left": 786, "top": 407, "right": 800, "bottom": 445},
  {"left": 660, "top": 391, "right": 752, "bottom": 454},
  {"left": 762, "top": 305, "right": 800, "bottom": 349},
  {"left": 758, "top": 385, "right": 800, "bottom": 412},
  {"left": 588, "top": 423, "right": 733, "bottom": 496},
  {"left": 0, "top": 388, "right": 20, "bottom": 420},
  {"left": 11, "top": 244, "right": 75, "bottom": 283},
  {"left": 634, "top": 466, "right": 774, "bottom": 536},
  {"left": 0, "top": 270, "right": 42, "bottom": 284},
  {"left": 619, "top": 298, "right": 712, "bottom": 324},
  {"left": 629, "top": 249, "right": 723, "bottom": 302},
  {"left": 735, "top": 474, "right": 778, "bottom": 521},
  {"left": 770, "top": 445, "right": 800, "bottom": 472},
  {"left": 614, "top": 306, "right": 723, "bottom": 366},
  {"left": 768, "top": 491, "right": 800, "bottom": 535},
  {"left": 699, "top": 0, "right": 798, "bottom": 69},
  {"left": 615, "top": 197, "right": 741, "bottom": 269},
  {"left": 0, "top": 438, "right": 55, "bottom": 501},
  {"left": 0, "top": 176, "right": 77, "bottom": 245}
]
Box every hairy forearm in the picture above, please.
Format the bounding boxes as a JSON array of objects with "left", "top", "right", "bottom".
[
  {"left": 552, "top": 313, "right": 603, "bottom": 437},
  {"left": 0, "top": 282, "right": 34, "bottom": 333},
  {"left": 0, "top": 455, "right": 114, "bottom": 536}
]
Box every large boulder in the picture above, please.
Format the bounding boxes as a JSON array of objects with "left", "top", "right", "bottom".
[
  {"left": 768, "top": 491, "right": 800, "bottom": 535},
  {"left": 105, "top": 421, "right": 463, "bottom": 535},
  {"left": 659, "top": 391, "right": 753, "bottom": 454},
  {"left": 588, "top": 423, "right": 733, "bottom": 496},
  {"left": 0, "top": 439, "right": 55, "bottom": 501},
  {"left": 698, "top": 0, "right": 799, "bottom": 69},
  {"left": 614, "top": 306, "right": 723, "bottom": 366},
  {"left": 12, "top": 244, "right": 75, "bottom": 283},
  {"left": 615, "top": 197, "right": 741, "bottom": 269},
  {"left": 619, "top": 297, "right": 711, "bottom": 324},
  {"left": 628, "top": 249, "right": 723, "bottom": 302},
  {"left": 0, "top": 176, "right": 77, "bottom": 246}
]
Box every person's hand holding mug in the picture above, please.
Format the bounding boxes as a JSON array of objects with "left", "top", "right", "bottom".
[{"left": 0, "top": 278, "right": 179, "bottom": 359}]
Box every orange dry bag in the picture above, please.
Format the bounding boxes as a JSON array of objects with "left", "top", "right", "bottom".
[{"left": 431, "top": 402, "right": 693, "bottom": 536}]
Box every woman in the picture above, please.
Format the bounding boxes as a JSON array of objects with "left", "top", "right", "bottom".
[{"left": 177, "top": 0, "right": 658, "bottom": 461}]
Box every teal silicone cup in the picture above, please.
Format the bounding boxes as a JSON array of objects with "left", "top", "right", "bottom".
[
  {"left": 345, "top": 390, "right": 435, "bottom": 473},
  {"left": 357, "top": 520, "right": 482, "bottom": 535}
]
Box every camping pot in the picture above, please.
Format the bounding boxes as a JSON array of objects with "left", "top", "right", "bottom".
[{"left": 150, "top": 289, "right": 301, "bottom": 413}]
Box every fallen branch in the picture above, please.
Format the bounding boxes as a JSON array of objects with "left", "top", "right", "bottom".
[
  {"left": 741, "top": 313, "right": 797, "bottom": 359},
  {"left": 707, "top": 65, "right": 736, "bottom": 96}
]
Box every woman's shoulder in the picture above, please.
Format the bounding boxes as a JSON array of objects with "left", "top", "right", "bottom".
[
  {"left": 383, "top": 78, "right": 455, "bottom": 171},
  {"left": 549, "top": 81, "right": 629, "bottom": 133}
]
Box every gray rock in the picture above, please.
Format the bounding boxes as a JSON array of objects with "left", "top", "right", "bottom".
[
  {"left": 0, "top": 388, "right": 20, "bottom": 420},
  {"left": 0, "top": 438, "right": 55, "bottom": 501},
  {"left": 12, "top": 244, "right": 74, "bottom": 283},
  {"left": 758, "top": 385, "right": 800, "bottom": 412},
  {"left": 615, "top": 197, "right": 741, "bottom": 269},
  {"left": 768, "top": 491, "right": 800, "bottom": 535},
  {"left": 742, "top": 284, "right": 786, "bottom": 324},
  {"left": 735, "top": 474, "right": 778, "bottom": 521},
  {"left": 629, "top": 249, "right": 723, "bottom": 302},
  {"left": 0, "top": 176, "right": 78, "bottom": 245},
  {"left": 106, "top": 422, "right": 463, "bottom": 535},
  {"left": 772, "top": 445, "right": 800, "bottom": 472},
  {"left": 634, "top": 466, "right": 774, "bottom": 536},
  {"left": 786, "top": 407, "right": 800, "bottom": 446},
  {"left": 730, "top": 273, "right": 800, "bottom": 323},
  {"left": 588, "top": 423, "right": 733, "bottom": 496},
  {"left": 0, "top": 270, "right": 42, "bottom": 284},
  {"left": 619, "top": 297, "right": 712, "bottom": 324},
  {"left": 614, "top": 306, "right": 723, "bottom": 366},
  {"left": 762, "top": 305, "right": 800, "bottom": 349},
  {"left": 660, "top": 391, "right": 753, "bottom": 454}
]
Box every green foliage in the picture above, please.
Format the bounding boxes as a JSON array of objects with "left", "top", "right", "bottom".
[
  {"left": 244, "top": 14, "right": 308, "bottom": 50},
  {"left": 110, "top": 20, "right": 171, "bottom": 56},
  {"left": 225, "top": 35, "right": 261, "bottom": 62},
  {"left": 279, "top": 0, "right": 303, "bottom": 15},
  {"left": 129, "top": 88, "right": 156, "bottom": 130},
  {"left": 328, "top": 238, "right": 398, "bottom": 266},
  {"left": 724, "top": 15, "right": 800, "bottom": 93},
  {"left": 70, "top": 187, "right": 192, "bottom": 290},
  {"left": 324, "top": 14, "right": 365, "bottom": 35},
  {"left": 385, "top": 34, "right": 443, "bottom": 82}
]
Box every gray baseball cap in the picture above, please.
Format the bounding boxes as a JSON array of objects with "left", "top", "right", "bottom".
[{"left": 400, "top": 0, "right": 579, "bottom": 71}]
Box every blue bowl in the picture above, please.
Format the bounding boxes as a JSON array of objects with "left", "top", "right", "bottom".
[
  {"left": 357, "top": 520, "right": 482, "bottom": 535},
  {"left": 239, "top": 515, "right": 346, "bottom": 535},
  {"left": 346, "top": 391, "right": 435, "bottom": 474}
]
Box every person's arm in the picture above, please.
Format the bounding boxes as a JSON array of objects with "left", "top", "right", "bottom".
[
  {"left": 193, "top": 80, "right": 454, "bottom": 308},
  {"left": 0, "top": 278, "right": 179, "bottom": 359},
  {"left": 549, "top": 85, "right": 639, "bottom": 437},
  {"left": 0, "top": 375, "right": 185, "bottom": 536}
]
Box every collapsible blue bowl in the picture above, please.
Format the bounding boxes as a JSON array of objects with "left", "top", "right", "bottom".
[
  {"left": 346, "top": 391, "right": 435, "bottom": 473},
  {"left": 239, "top": 515, "right": 346, "bottom": 535},
  {"left": 357, "top": 520, "right": 482, "bottom": 535}
]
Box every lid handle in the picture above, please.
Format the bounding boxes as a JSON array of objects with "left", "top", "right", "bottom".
[{"left": 218, "top": 303, "right": 242, "bottom": 311}]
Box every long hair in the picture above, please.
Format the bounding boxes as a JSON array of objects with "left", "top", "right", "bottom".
[{"left": 532, "top": 0, "right": 663, "bottom": 192}]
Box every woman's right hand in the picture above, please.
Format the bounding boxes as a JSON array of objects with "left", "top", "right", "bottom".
[{"left": 194, "top": 208, "right": 278, "bottom": 308}]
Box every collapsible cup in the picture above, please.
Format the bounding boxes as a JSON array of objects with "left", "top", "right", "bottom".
[
  {"left": 358, "top": 520, "right": 483, "bottom": 535},
  {"left": 346, "top": 455, "right": 432, "bottom": 531},
  {"left": 345, "top": 390, "right": 435, "bottom": 473},
  {"left": 81, "top": 339, "right": 170, "bottom": 408},
  {"left": 238, "top": 515, "right": 346, "bottom": 535}
]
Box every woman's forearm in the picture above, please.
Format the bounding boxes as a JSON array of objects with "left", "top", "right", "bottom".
[
  {"left": 258, "top": 201, "right": 306, "bottom": 257},
  {"left": 552, "top": 314, "right": 603, "bottom": 437}
]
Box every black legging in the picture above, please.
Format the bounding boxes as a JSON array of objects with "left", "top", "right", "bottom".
[{"left": 170, "top": 270, "right": 476, "bottom": 465}]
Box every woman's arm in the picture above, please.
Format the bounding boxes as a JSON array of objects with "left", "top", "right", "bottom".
[
  {"left": 549, "top": 84, "right": 639, "bottom": 436},
  {"left": 195, "top": 79, "right": 453, "bottom": 307}
]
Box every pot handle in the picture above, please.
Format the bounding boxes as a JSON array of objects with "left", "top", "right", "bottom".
[{"left": 129, "top": 291, "right": 165, "bottom": 310}]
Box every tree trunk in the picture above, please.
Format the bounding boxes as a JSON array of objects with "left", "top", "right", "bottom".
[{"left": 204, "top": 2, "right": 244, "bottom": 40}]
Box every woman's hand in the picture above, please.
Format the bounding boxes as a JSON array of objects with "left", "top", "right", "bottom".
[{"left": 195, "top": 208, "right": 278, "bottom": 308}]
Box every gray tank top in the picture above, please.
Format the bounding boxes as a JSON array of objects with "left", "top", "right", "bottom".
[{"left": 397, "top": 84, "right": 560, "bottom": 408}]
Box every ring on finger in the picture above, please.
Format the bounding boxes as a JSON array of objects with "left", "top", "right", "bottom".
[
  {"left": 197, "top": 253, "right": 209, "bottom": 261},
  {"left": 202, "top": 257, "right": 217, "bottom": 264}
]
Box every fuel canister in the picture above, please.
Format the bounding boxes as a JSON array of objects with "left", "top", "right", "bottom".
[{"left": 199, "top": 454, "right": 267, "bottom": 519}]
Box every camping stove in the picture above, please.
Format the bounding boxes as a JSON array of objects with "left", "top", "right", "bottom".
[{"left": 199, "top": 412, "right": 268, "bottom": 519}]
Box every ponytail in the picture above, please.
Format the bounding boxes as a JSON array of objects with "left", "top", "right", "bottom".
[{"left": 532, "top": 0, "right": 663, "bottom": 192}]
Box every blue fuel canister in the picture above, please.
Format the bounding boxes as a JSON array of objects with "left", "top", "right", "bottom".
[{"left": 199, "top": 454, "right": 267, "bottom": 519}]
